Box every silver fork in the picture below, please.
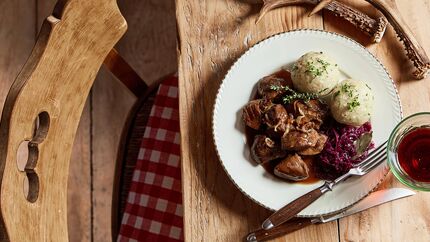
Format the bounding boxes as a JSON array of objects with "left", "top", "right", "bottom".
[{"left": 261, "top": 141, "right": 388, "bottom": 230}]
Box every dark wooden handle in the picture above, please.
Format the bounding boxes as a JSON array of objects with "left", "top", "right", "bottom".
[
  {"left": 263, "top": 187, "right": 323, "bottom": 229},
  {"left": 247, "top": 218, "right": 314, "bottom": 242},
  {"left": 103, "top": 49, "right": 148, "bottom": 97}
]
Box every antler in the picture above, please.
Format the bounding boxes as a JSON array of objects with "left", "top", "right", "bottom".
[
  {"left": 308, "top": 0, "right": 332, "bottom": 16},
  {"left": 309, "top": 0, "right": 430, "bottom": 79},
  {"left": 365, "top": 0, "right": 430, "bottom": 79},
  {"left": 257, "top": 0, "right": 388, "bottom": 43}
]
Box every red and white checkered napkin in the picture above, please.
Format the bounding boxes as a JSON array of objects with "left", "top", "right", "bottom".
[{"left": 118, "top": 76, "right": 183, "bottom": 242}]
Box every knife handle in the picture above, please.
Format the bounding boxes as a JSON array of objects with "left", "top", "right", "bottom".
[
  {"left": 262, "top": 184, "right": 326, "bottom": 230},
  {"left": 247, "top": 218, "right": 314, "bottom": 242}
]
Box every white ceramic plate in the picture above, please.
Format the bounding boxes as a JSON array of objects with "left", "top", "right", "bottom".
[{"left": 212, "top": 29, "right": 402, "bottom": 216}]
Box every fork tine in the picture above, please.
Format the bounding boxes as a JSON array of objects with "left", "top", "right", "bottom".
[
  {"left": 361, "top": 153, "right": 387, "bottom": 173},
  {"left": 360, "top": 150, "right": 387, "bottom": 171},
  {"left": 356, "top": 144, "right": 386, "bottom": 169},
  {"left": 354, "top": 141, "right": 387, "bottom": 167},
  {"left": 366, "top": 142, "right": 387, "bottom": 160},
  {"left": 367, "top": 140, "right": 387, "bottom": 157}
]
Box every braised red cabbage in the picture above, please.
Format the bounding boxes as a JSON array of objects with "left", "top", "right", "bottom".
[{"left": 316, "top": 121, "right": 374, "bottom": 180}]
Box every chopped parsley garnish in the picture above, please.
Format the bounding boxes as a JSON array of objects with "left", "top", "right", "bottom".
[
  {"left": 316, "top": 59, "right": 330, "bottom": 70},
  {"left": 365, "top": 84, "right": 372, "bottom": 90},
  {"left": 303, "top": 58, "right": 331, "bottom": 79},
  {"left": 334, "top": 90, "right": 340, "bottom": 98},
  {"left": 304, "top": 61, "right": 323, "bottom": 78},
  {"left": 341, "top": 83, "right": 354, "bottom": 97},
  {"left": 347, "top": 96, "right": 360, "bottom": 111},
  {"left": 339, "top": 82, "right": 361, "bottom": 111}
]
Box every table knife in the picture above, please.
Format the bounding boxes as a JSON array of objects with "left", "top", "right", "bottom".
[{"left": 246, "top": 188, "right": 415, "bottom": 242}]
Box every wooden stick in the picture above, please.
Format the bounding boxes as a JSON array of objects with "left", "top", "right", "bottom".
[{"left": 103, "top": 49, "right": 148, "bottom": 97}]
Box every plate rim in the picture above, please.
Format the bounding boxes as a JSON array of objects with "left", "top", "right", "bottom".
[{"left": 212, "top": 29, "right": 403, "bottom": 216}]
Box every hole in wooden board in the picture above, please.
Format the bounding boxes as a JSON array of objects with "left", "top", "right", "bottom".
[
  {"left": 18, "top": 112, "right": 48, "bottom": 202},
  {"left": 33, "top": 111, "right": 50, "bottom": 143},
  {"left": 16, "top": 141, "right": 30, "bottom": 172},
  {"left": 16, "top": 142, "right": 39, "bottom": 172},
  {"left": 23, "top": 172, "right": 39, "bottom": 203}
]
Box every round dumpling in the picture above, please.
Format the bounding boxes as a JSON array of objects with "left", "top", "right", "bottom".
[
  {"left": 291, "top": 51, "right": 340, "bottom": 96},
  {"left": 330, "top": 79, "right": 374, "bottom": 126}
]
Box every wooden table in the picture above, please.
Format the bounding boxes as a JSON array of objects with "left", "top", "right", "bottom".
[{"left": 177, "top": 1, "right": 430, "bottom": 241}]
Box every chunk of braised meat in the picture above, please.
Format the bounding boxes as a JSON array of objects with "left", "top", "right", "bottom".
[
  {"left": 257, "top": 75, "right": 289, "bottom": 100},
  {"left": 274, "top": 154, "right": 309, "bottom": 181},
  {"left": 281, "top": 129, "right": 319, "bottom": 151},
  {"left": 263, "top": 104, "right": 288, "bottom": 127},
  {"left": 242, "top": 99, "right": 273, "bottom": 130},
  {"left": 294, "top": 99, "right": 328, "bottom": 119},
  {"left": 267, "top": 113, "right": 295, "bottom": 139},
  {"left": 251, "top": 135, "right": 286, "bottom": 164},
  {"left": 296, "top": 115, "right": 323, "bottom": 132},
  {"left": 294, "top": 100, "right": 328, "bottom": 131},
  {"left": 263, "top": 104, "right": 294, "bottom": 137},
  {"left": 298, "top": 133, "right": 328, "bottom": 156}
]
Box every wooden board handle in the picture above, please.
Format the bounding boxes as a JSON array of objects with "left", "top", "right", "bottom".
[
  {"left": 261, "top": 186, "right": 323, "bottom": 230},
  {"left": 0, "top": 0, "right": 127, "bottom": 241}
]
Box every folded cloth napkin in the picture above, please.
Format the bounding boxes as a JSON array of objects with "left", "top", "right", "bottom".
[{"left": 118, "top": 76, "right": 183, "bottom": 242}]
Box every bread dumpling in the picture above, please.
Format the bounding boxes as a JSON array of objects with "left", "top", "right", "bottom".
[
  {"left": 330, "top": 79, "right": 374, "bottom": 126},
  {"left": 291, "top": 51, "right": 340, "bottom": 96}
]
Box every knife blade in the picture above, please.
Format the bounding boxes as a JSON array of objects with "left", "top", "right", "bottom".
[
  {"left": 318, "top": 188, "right": 414, "bottom": 223},
  {"left": 246, "top": 188, "right": 415, "bottom": 242}
]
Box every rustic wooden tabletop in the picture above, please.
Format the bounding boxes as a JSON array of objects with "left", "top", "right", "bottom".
[{"left": 177, "top": 1, "right": 430, "bottom": 241}]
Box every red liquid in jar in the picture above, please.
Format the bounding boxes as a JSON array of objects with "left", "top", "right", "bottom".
[{"left": 398, "top": 127, "right": 430, "bottom": 182}]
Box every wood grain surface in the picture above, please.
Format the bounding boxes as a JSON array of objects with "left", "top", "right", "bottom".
[
  {"left": 36, "top": 1, "right": 93, "bottom": 241},
  {"left": 0, "top": 2, "right": 36, "bottom": 240},
  {"left": 0, "top": 0, "right": 126, "bottom": 241},
  {"left": 177, "top": 0, "right": 430, "bottom": 241},
  {"left": 2, "top": 2, "right": 94, "bottom": 238},
  {"left": 36, "top": 1, "right": 177, "bottom": 241},
  {"left": 0, "top": 1, "right": 36, "bottom": 105}
]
